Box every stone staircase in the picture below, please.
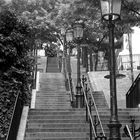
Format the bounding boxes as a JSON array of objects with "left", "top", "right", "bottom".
[
  {"left": 91, "top": 90, "right": 140, "bottom": 139},
  {"left": 24, "top": 57, "right": 89, "bottom": 140},
  {"left": 24, "top": 56, "right": 140, "bottom": 140},
  {"left": 46, "top": 57, "right": 60, "bottom": 72}
]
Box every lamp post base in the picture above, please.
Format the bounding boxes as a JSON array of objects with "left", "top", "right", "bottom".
[
  {"left": 75, "top": 94, "right": 84, "bottom": 108},
  {"left": 75, "top": 83, "right": 83, "bottom": 108},
  {"left": 108, "top": 121, "right": 122, "bottom": 140}
]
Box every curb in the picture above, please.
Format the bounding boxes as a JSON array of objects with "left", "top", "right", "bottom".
[
  {"left": 16, "top": 106, "right": 29, "bottom": 140},
  {"left": 31, "top": 71, "right": 40, "bottom": 108},
  {"left": 17, "top": 70, "right": 40, "bottom": 140}
]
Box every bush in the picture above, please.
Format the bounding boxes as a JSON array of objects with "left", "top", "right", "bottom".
[{"left": 0, "top": 10, "right": 34, "bottom": 138}]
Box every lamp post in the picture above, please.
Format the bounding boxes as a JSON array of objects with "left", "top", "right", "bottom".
[
  {"left": 100, "top": 0, "right": 122, "bottom": 139},
  {"left": 61, "top": 27, "right": 67, "bottom": 81},
  {"left": 66, "top": 28, "right": 73, "bottom": 83},
  {"left": 73, "top": 20, "right": 84, "bottom": 108}
]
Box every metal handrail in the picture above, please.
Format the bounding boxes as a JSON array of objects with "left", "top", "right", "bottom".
[
  {"left": 81, "top": 82, "right": 97, "bottom": 138},
  {"left": 124, "top": 125, "right": 133, "bottom": 140},
  {"left": 65, "top": 56, "right": 74, "bottom": 105},
  {"left": 87, "top": 76, "right": 106, "bottom": 137},
  {"left": 82, "top": 75, "right": 106, "bottom": 137},
  {"left": 67, "top": 73, "right": 73, "bottom": 103},
  {"left": 6, "top": 91, "right": 23, "bottom": 140}
]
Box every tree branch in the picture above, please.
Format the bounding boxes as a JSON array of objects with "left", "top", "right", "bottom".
[{"left": 122, "top": 0, "right": 140, "bottom": 16}]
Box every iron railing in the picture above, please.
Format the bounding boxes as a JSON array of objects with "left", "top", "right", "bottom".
[
  {"left": 81, "top": 75, "right": 107, "bottom": 140},
  {"left": 6, "top": 92, "right": 24, "bottom": 140},
  {"left": 87, "top": 76, "right": 106, "bottom": 137},
  {"left": 126, "top": 73, "right": 140, "bottom": 108},
  {"left": 81, "top": 81, "right": 97, "bottom": 140},
  {"left": 124, "top": 116, "right": 140, "bottom": 140},
  {"left": 124, "top": 125, "right": 134, "bottom": 140},
  {"left": 64, "top": 55, "right": 75, "bottom": 106},
  {"left": 67, "top": 72, "right": 75, "bottom": 106}
]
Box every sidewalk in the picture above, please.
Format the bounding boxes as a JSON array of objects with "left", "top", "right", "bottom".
[
  {"left": 70, "top": 56, "right": 140, "bottom": 109},
  {"left": 88, "top": 70, "right": 140, "bottom": 109}
]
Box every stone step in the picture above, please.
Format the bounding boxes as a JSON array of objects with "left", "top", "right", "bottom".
[
  {"left": 46, "top": 70, "right": 60, "bottom": 72},
  {"left": 28, "top": 115, "right": 86, "bottom": 119},
  {"left": 27, "top": 116, "right": 135, "bottom": 122},
  {"left": 27, "top": 123, "right": 87, "bottom": 129},
  {"left": 28, "top": 109, "right": 140, "bottom": 116},
  {"left": 36, "top": 95, "right": 69, "bottom": 98},
  {"left": 37, "top": 90, "right": 66, "bottom": 93},
  {"left": 36, "top": 97, "right": 69, "bottom": 99},
  {"left": 25, "top": 137, "right": 88, "bottom": 140},
  {"left": 36, "top": 99, "right": 70, "bottom": 104},
  {"left": 26, "top": 128, "right": 88, "bottom": 132},
  {"left": 47, "top": 68, "right": 59, "bottom": 70},
  {"left": 35, "top": 107, "right": 72, "bottom": 109},
  {"left": 36, "top": 92, "right": 68, "bottom": 94},
  {"left": 29, "top": 111, "right": 85, "bottom": 115},
  {"left": 25, "top": 132, "right": 87, "bottom": 138},
  {"left": 35, "top": 101, "right": 70, "bottom": 103},
  {"left": 36, "top": 94, "right": 68, "bottom": 96},
  {"left": 27, "top": 119, "right": 86, "bottom": 123},
  {"left": 35, "top": 104, "right": 71, "bottom": 106}
]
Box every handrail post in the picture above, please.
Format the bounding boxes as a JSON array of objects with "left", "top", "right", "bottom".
[
  {"left": 124, "top": 116, "right": 140, "bottom": 140},
  {"left": 82, "top": 75, "right": 87, "bottom": 106},
  {"left": 85, "top": 83, "right": 89, "bottom": 122},
  {"left": 130, "top": 116, "right": 140, "bottom": 140},
  {"left": 89, "top": 96, "right": 92, "bottom": 140},
  {"left": 130, "top": 116, "right": 136, "bottom": 139},
  {"left": 93, "top": 115, "right": 100, "bottom": 135},
  {"left": 82, "top": 75, "right": 87, "bottom": 85},
  {"left": 123, "top": 125, "right": 133, "bottom": 140},
  {"left": 95, "top": 133, "right": 107, "bottom": 140}
]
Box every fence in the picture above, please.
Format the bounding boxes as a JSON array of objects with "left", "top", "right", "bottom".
[{"left": 6, "top": 92, "right": 24, "bottom": 140}]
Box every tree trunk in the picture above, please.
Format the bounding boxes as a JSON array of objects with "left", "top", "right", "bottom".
[
  {"left": 89, "top": 48, "right": 93, "bottom": 71},
  {"left": 94, "top": 52, "right": 98, "bottom": 71},
  {"left": 128, "top": 33, "right": 134, "bottom": 83}
]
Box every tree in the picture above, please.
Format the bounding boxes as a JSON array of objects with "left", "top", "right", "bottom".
[{"left": 0, "top": 10, "right": 33, "bottom": 138}]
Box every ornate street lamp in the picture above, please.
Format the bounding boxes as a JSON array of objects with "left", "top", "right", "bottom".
[
  {"left": 61, "top": 27, "right": 67, "bottom": 81},
  {"left": 73, "top": 21, "right": 84, "bottom": 108},
  {"left": 66, "top": 28, "right": 73, "bottom": 92},
  {"left": 61, "top": 27, "right": 66, "bottom": 36},
  {"left": 100, "top": 0, "right": 121, "bottom": 21},
  {"left": 100, "top": 0, "right": 122, "bottom": 139},
  {"left": 66, "top": 28, "right": 73, "bottom": 42}
]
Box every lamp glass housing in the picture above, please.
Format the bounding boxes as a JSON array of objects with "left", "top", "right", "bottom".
[
  {"left": 100, "top": 0, "right": 121, "bottom": 21},
  {"left": 61, "top": 27, "right": 66, "bottom": 35},
  {"left": 73, "top": 23, "right": 83, "bottom": 40},
  {"left": 66, "top": 29, "right": 73, "bottom": 42}
]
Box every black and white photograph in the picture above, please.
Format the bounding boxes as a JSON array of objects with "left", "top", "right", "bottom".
[{"left": 0, "top": 0, "right": 140, "bottom": 140}]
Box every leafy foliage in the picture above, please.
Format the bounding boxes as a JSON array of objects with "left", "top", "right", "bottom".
[
  {"left": 45, "top": 43, "right": 58, "bottom": 57},
  {"left": 0, "top": 10, "right": 34, "bottom": 138}
]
